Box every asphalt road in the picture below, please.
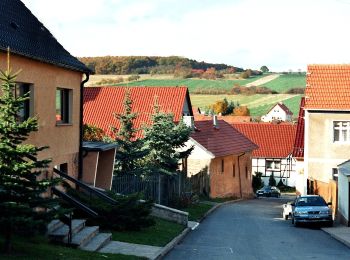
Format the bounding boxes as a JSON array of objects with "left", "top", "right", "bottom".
[{"left": 165, "top": 196, "right": 350, "bottom": 260}]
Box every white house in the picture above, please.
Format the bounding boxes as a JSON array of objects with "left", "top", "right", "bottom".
[
  {"left": 261, "top": 102, "right": 293, "bottom": 122},
  {"left": 232, "top": 122, "right": 297, "bottom": 187}
]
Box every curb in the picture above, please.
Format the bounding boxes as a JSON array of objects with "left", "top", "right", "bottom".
[
  {"left": 155, "top": 198, "right": 244, "bottom": 259},
  {"left": 154, "top": 227, "right": 191, "bottom": 260},
  {"left": 321, "top": 227, "right": 350, "bottom": 249}
]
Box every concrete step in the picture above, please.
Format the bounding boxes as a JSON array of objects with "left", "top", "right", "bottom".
[
  {"left": 47, "top": 219, "right": 64, "bottom": 234},
  {"left": 48, "top": 219, "right": 86, "bottom": 241},
  {"left": 80, "top": 232, "right": 112, "bottom": 252},
  {"left": 67, "top": 226, "right": 99, "bottom": 247}
]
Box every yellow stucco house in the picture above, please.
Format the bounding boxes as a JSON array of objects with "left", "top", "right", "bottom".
[
  {"left": 304, "top": 65, "right": 350, "bottom": 217},
  {"left": 0, "top": 0, "right": 91, "bottom": 180}
]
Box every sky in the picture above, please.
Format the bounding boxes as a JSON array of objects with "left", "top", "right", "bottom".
[{"left": 21, "top": 0, "right": 350, "bottom": 72}]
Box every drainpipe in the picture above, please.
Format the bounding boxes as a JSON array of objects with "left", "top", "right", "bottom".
[
  {"left": 78, "top": 72, "right": 90, "bottom": 181},
  {"left": 237, "top": 152, "right": 246, "bottom": 198}
]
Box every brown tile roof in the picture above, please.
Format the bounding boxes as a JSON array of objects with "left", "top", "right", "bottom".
[
  {"left": 266, "top": 102, "right": 293, "bottom": 115},
  {"left": 292, "top": 97, "right": 305, "bottom": 158},
  {"left": 191, "top": 120, "right": 258, "bottom": 157},
  {"left": 305, "top": 64, "right": 350, "bottom": 110},
  {"left": 83, "top": 86, "right": 192, "bottom": 139},
  {"left": 231, "top": 123, "right": 297, "bottom": 158}
]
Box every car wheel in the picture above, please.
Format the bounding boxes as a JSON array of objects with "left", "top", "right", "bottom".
[
  {"left": 293, "top": 218, "right": 299, "bottom": 227},
  {"left": 327, "top": 220, "right": 333, "bottom": 227}
]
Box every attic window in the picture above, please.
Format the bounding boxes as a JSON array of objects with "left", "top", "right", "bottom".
[{"left": 10, "top": 22, "right": 19, "bottom": 30}]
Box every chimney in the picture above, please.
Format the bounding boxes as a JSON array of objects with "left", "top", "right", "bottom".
[
  {"left": 213, "top": 115, "right": 219, "bottom": 129},
  {"left": 183, "top": 115, "right": 194, "bottom": 130}
]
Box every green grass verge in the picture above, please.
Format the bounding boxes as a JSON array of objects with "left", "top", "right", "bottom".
[
  {"left": 181, "top": 203, "right": 214, "bottom": 221},
  {"left": 110, "top": 218, "right": 184, "bottom": 247},
  {"left": 0, "top": 235, "right": 141, "bottom": 260},
  {"left": 114, "top": 76, "right": 264, "bottom": 93},
  {"left": 261, "top": 74, "right": 306, "bottom": 92}
]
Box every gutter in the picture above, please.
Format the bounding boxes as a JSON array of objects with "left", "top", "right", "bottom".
[
  {"left": 78, "top": 72, "right": 90, "bottom": 180},
  {"left": 237, "top": 152, "right": 246, "bottom": 198}
]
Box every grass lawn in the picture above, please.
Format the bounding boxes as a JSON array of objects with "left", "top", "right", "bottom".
[
  {"left": 114, "top": 75, "right": 265, "bottom": 93},
  {"left": 110, "top": 218, "right": 184, "bottom": 247},
  {"left": 0, "top": 235, "right": 141, "bottom": 260},
  {"left": 190, "top": 94, "right": 302, "bottom": 117},
  {"left": 181, "top": 203, "right": 214, "bottom": 221},
  {"left": 260, "top": 73, "right": 306, "bottom": 92}
]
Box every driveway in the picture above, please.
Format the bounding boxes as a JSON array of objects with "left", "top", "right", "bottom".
[{"left": 165, "top": 196, "right": 350, "bottom": 260}]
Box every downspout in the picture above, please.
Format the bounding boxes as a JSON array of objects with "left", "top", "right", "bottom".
[
  {"left": 78, "top": 72, "right": 90, "bottom": 181},
  {"left": 237, "top": 152, "right": 245, "bottom": 198}
]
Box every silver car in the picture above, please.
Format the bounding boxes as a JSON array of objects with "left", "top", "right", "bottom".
[{"left": 291, "top": 195, "right": 333, "bottom": 227}]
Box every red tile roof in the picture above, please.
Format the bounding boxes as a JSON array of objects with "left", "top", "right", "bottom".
[
  {"left": 194, "top": 114, "right": 251, "bottom": 123},
  {"left": 305, "top": 64, "right": 350, "bottom": 110},
  {"left": 292, "top": 97, "right": 305, "bottom": 158},
  {"left": 191, "top": 120, "right": 258, "bottom": 157},
  {"left": 83, "top": 86, "right": 192, "bottom": 139},
  {"left": 231, "top": 123, "right": 297, "bottom": 158}
]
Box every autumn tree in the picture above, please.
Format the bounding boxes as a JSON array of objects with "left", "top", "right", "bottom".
[{"left": 233, "top": 106, "right": 250, "bottom": 116}]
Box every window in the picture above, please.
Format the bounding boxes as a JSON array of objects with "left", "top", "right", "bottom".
[
  {"left": 14, "top": 83, "right": 33, "bottom": 121},
  {"left": 221, "top": 159, "right": 224, "bottom": 173},
  {"left": 56, "top": 88, "right": 72, "bottom": 124},
  {"left": 232, "top": 163, "right": 235, "bottom": 177},
  {"left": 245, "top": 166, "right": 248, "bottom": 178},
  {"left": 266, "top": 160, "right": 281, "bottom": 171},
  {"left": 333, "top": 121, "right": 350, "bottom": 142},
  {"left": 332, "top": 168, "right": 338, "bottom": 181}
]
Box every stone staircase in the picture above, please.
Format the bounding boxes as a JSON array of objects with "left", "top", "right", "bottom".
[{"left": 47, "top": 219, "right": 112, "bottom": 252}]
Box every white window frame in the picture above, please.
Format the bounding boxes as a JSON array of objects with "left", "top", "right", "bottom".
[
  {"left": 333, "top": 121, "right": 350, "bottom": 143},
  {"left": 266, "top": 159, "right": 281, "bottom": 171}
]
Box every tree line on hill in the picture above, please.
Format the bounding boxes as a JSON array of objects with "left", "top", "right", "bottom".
[{"left": 79, "top": 56, "right": 244, "bottom": 75}]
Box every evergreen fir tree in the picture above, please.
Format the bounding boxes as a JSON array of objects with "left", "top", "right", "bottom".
[
  {"left": 143, "top": 102, "right": 193, "bottom": 175},
  {"left": 0, "top": 68, "right": 59, "bottom": 253},
  {"left": 113, "top": 89, "right": 148, "bottom": 176},
  {"left": 269, "top": 173, "right": 277, "bottom": 187}
]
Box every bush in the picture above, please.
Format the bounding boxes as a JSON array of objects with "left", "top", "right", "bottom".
[
  {"left": 233, "top": 106, "right": 250, "bottom": 116},
  {"left": 65, "top": 189, "right": 155, "bottom": 231},
  {"left": 252, "top": 172, "right": 264, "bottom": 192},
  {"left": 128, "top": 74, "right": 140, "bottom": 81},
  {"left": 277, "top": 179, "right": 284, "bottom": 187},
  {"left": 231, "top": 85, "right": 277, "bottom": 95},
  {"left": 286, "top": 88, "right": 305, "bottom": 94},
  {"left": 96, "top": 77, "right": 124, "bottom": 85},
  {"left": 268, "top": 173, "right": 277, "bottom": 187}
]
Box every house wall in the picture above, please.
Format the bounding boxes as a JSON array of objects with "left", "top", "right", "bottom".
[
  {"left": 0, "top": 52, "right": 83, "bottom": 179},
  {"left": 252, "top": 157, "right": 297, "bottom": 187},
  {"left": 210, "top": 152, "right": 253, "bottom": 198},
  {"left": 306, "top": 112, "right": 350, "bottom": 184},
  {"left": 338, "top": 172, "right": 349, "bottom": 225},
  {"left": 186, "top": 139, "right": 213, "bottom": 177},
  {"left": 261, "top": 105, "right": 290, "bottom": 122},
  {"left": 82, "top": 152, "right": 99, "bottom": 186},
  {"left": 294, "top": 159, "right": 305, "bottom": 195},
  {"left": 95, "top": 149, "right": 116, "bottom": 190}
]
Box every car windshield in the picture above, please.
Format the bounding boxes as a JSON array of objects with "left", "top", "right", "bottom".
[{"left": 296, "top": 197, "right": 327, "bottom": 207}]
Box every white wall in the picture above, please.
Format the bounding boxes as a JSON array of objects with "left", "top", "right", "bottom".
[
  {"left": 185, "top": 138, "right": 213, "bottom": 177},
  {"left": 338, "top": 172, "right": 349, "bottom": 222},
  {"left": 261, "top": 104, "right": 291, "bottom": 122},
  {"left": 252, "top": 157, "right": 297, "bottom": 187},
  {"left": 294, "top": 159, "right": 305, "bottom": 195}
]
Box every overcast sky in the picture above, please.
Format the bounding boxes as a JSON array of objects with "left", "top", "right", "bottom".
[{"left": 21, "top": 0, "right": 350, "bottom": 72}]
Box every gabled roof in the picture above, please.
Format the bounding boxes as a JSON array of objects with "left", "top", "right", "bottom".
[
  {"left": 266, "top": 102, "right": 293, "bottom": 115},
  {"left": 83, "top": 86, "right": 193, "bottom": 139},
  {"left": 292, "top": 97, "right": 305, "bottom": 158},
  {"left": 305, "top": 64, "right": 350, "bottom": 110},
  {"left": 0, "top": 0, "right": 90, "bottom": 73},
  {"left": 191, "top": 120, "right": 258, "bottom": 157},
  {"left": 232, "top": 123, "right": 297, "bottom": 158}
]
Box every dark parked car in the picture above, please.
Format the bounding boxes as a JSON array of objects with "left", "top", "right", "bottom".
[
  {"left": 291, "top": 195, "right": 333, "bottom": 227},
  {"left": 256, "top": 186, "right": 281, "bottom": 198}
]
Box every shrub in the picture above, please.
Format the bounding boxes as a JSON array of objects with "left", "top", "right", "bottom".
[
  {"left": 252, "top": 172, "right": 264, "bottom": 192},
  {"left": 277, "top": 179, "right": 284, "bottom": 187},
  {"left": 65, "top": 189, "right": 155, "bottom": 231},
  {"left": 286, "top": 88, "right": 305, "bottom": 94},
  {"left": 128, "top": 74, "right": 140, "bottom": 81},
  {"left": 96, "top": 77, "right": 124, "bottom": 85},
  {"left": 233, "top": 106, "right": 250, "bottom": 116},
  {"left": 269, "top": 173, "right": 277, "bottom": 187},
  {"left": 83, "top": 124, "right": 106, "bottom": 141}
]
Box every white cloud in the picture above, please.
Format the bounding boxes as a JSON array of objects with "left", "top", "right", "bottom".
[{"left": 21, "top": 0, "right": 350, "bottom": 71}]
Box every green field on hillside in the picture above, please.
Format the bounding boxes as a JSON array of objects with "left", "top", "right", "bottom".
[
  {"left": 115, "top": 75, "right": 264, "bottom": 93},
  {"left": 261, "top": 74, "right": 306, "bottom": 92},
  {"left": 190, "top": 94, "right": 303, "bottom": 117}
]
